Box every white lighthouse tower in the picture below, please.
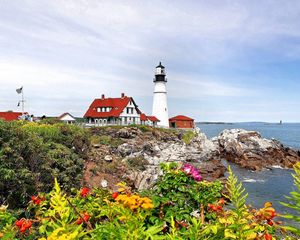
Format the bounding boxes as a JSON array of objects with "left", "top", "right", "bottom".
[{"left": 152, "top": 62, "right": 169, "bottom": 128}]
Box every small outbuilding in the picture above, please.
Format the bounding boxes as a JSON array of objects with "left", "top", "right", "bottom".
[
  {"left": 169, "top": 115, "right": 194, "bottom": 129},
  {"left": 57, "top": 112, "right": 76, "bottom": 124},
  {"left": 0, "top": 111, "right": 29, "bottom": 121}
]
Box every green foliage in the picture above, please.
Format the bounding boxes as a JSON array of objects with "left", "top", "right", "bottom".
[
  {"left": 92, "top": 135, "right": 124, "bottom": 147},
  {"left": 224, "top": 165, "right": 248, "bottom": 217},
  {"left": 0, "top": 205, "right": 25, "bottom": 239},
  {"left": 182, "top": 130, "right": 195, "bottom": 145},
  {"left": 0, "top": 164, "right": 296, "bottom": 239},
  {"left": 281, "top": 162, "right": 300, "bottom": 236},
  {"left": 0, "top": 120, "right": 90, "bottom": 208},
  {"left": 199, "top": 166, "right": 276, "bottom": 240},
  {"left": 150, "top": 163, "right": 222, "bottom": 223},
  {"left": 38, "top": 179, "right": 87, "bottom": 239},
  {"left": 128, "top": 124, "right": 151, "bottom": 132}
]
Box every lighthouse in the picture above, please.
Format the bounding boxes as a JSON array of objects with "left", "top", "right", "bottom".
[{"left": 152, "top": 62, "right": 169, "bottom": 128}]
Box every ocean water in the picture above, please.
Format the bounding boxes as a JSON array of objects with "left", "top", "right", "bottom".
[{"left": 196, "top": 123, "right": 300, "bottom": 220}]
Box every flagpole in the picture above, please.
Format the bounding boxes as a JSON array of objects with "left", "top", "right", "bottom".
[{"left": 22, "top": 88, "right": 24, "bottom": 115}]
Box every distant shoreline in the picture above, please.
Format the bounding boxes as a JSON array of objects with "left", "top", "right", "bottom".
[
  {"left": 196, "top": 122, "right": 300, "bottom": 125},
  {"left": 196, "top": 122, "right": 234, "bottom": 125}
]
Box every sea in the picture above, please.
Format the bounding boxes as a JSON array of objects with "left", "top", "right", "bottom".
[{"left": 196, "top": 122, "right": 300, "bottom": 221}]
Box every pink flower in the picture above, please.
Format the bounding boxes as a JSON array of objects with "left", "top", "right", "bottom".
[
  {"left": 182, "top": 164, "right": 193, "bottom": 174},
  {"left": 182, "top": 164, "right": 202, "bottom": 181}
]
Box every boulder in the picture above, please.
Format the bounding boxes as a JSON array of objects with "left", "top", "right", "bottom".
[
  {"left": 217, "top": 129, "right": 300, "bottom": 170},
  {"left": 116, "top": 127, "right": 142, "bottom": 139},
  {"left": 117, "top": 143, "right": 133, "bottom": 157},
  {"left": 104, "top": 155, "right": 113, "bottom": 162}
]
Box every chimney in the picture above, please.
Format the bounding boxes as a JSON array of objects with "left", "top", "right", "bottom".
[
  {"left": 101, "top": 94, "right": 105, "bottom": 99},
  {"left": 121, "top": 93, "right": 125, "bottom": 98}
]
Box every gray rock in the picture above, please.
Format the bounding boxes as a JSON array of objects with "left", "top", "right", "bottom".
[
  {"left": 104, "top": 155, "right": 113, "bottom": 162},
  {"left": 101, "top": 179, "right": 108, "bottom": 188},
  {"left": 116, "top": 127, "right": 142, "bottom": 139},
  {"left": 117, "top": 143, "right": 133, "bottom": 157}
]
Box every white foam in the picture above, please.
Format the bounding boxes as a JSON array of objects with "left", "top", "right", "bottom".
[
  {"left": 272, "top": 165, "right": 284, "bottom": 169},
  {"left": 243, "top": 178, "right": 265, "bottom": 183}
]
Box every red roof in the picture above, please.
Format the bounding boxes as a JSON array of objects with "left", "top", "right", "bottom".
[
  {"left": 169, "top": 115, "right": 194, "bottom": 121},
  {"left": 0, "top": 112, "right": 27, "bottom": 121},
  {"left": 84, "top": 96, "right": 141, "bottom": 118},
  {"left": 140, "top": 113, "right": 159, "bottom": 122},
  {"left": 147, "top": 116, "right": 159, "bottom": 122},
  {"left": 140, "top": 113, "right": 147, "bottom": 121}
]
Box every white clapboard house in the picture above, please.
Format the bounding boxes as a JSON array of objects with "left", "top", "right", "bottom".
[{"left": 84, "top": 93, "right": 159, "bottom": 127}]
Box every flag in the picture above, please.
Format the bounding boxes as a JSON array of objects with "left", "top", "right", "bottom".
[{"left": 16, "top": 87, "right": 23, "bottom": 94}]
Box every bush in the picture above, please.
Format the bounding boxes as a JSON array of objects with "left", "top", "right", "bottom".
[
  {"left": 281, "top": 162, "right": 300, "bottom": 237},
  {"left": 0, "top": 121, "right": 89, "bottom": 208},
  {"left": 1, "top": 163, "right": 299, "bottom": 239}
]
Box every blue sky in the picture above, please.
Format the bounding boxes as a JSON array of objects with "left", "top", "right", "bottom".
[{"left": 0, "top": 0, "right": 300, "bottom": 122}]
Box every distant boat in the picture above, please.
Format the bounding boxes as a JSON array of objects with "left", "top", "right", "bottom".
[{"left": 279, "top": 120, "right": 283, "bottom": 125}]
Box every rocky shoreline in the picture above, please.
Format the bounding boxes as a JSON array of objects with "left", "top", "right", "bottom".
[{"left": 84, "top": 126, "right": 300, "bottom": 190}]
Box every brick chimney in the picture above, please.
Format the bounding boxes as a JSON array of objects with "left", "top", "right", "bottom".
[
  {"left": 101, "top": 94, "right": 105, "bottom": 99},
  {"left": 121, "top": 93, "right": 125, "bottom": 98}
]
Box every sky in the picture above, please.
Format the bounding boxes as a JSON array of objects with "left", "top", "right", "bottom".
[{"left": 0, "top": 0, "right": 300, "bottom": 122}]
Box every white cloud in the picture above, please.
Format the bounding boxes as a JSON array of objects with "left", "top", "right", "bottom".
[{"left": 0, "top": 1, "right": 300, "bottom": 120}]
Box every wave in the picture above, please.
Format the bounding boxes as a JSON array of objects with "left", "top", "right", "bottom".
[
  {"left": 242, "top": 178, "right": 265, "bottom": 183},
  {"left": 272, "top": 165, "right": 284, "bottom": 169}
]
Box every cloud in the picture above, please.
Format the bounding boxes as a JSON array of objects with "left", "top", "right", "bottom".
[{"left": 0, "top": 1, "right": 300, "bottom": 121}]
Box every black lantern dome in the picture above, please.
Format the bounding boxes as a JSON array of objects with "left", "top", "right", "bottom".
[{"left": 154, "top": 62, "right": 167, "bottom": 82}]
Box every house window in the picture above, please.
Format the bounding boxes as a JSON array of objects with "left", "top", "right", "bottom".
[{"left": 131, "top": 108, "right": 133, "bottom": 114}]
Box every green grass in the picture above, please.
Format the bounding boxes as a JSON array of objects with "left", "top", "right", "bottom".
[{"left": 182, "top": 130, "right": 195, "bottom": 144}]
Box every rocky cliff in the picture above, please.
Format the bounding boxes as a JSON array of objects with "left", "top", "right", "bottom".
[{"left": 83, "top": 126, "right": 300, "bottom": 191}]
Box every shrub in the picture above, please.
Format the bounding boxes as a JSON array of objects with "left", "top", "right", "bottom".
[
  {"left": 281, "top": 162, "right": 300, "bottom": 237},
  {"left": 0, "top": 120, "right": 89, "bottom": 208},
  {"left": 0, "top": 163, "right": 297, "bottom": 239}
]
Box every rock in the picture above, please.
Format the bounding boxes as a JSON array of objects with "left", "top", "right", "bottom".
[
  {"left": 116, "top": 127, "right": 142, "bottom": 139},
  {"left": 93, "top": 144, "right": 101, "bottom": 148},
  {"left": 101, "top": 179, "right": 108, "bottom": 188},
  {"left": 104, "top": 155, "right": 113, "bottom": 162},
  {"left": 217, "top": 129, "right": 300, "bottom": 170},
  {"left": 117, "top": 143, "right": 133, "bottom": 157},
  {"left": 198, "top": 159, "right": 226, "bottom": 181},
  {"left": 124, "top": 166, "right": 161, "bottom": 190}
]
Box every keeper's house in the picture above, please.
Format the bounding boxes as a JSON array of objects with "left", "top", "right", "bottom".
[{"left": 84, "top": 93, "right": 159, "bottom": 127}]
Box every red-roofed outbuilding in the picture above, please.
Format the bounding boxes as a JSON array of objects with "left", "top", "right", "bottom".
[
  {"left": 0, "top": 112, "right": 28, "bottom": 121},
  {"left": 169, "top": 115, "right": 194, "bottom": 129}
]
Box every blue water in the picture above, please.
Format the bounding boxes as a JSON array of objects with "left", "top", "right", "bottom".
[{"left": 196, "top": 122, "right": 300, "bottom": 222}]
